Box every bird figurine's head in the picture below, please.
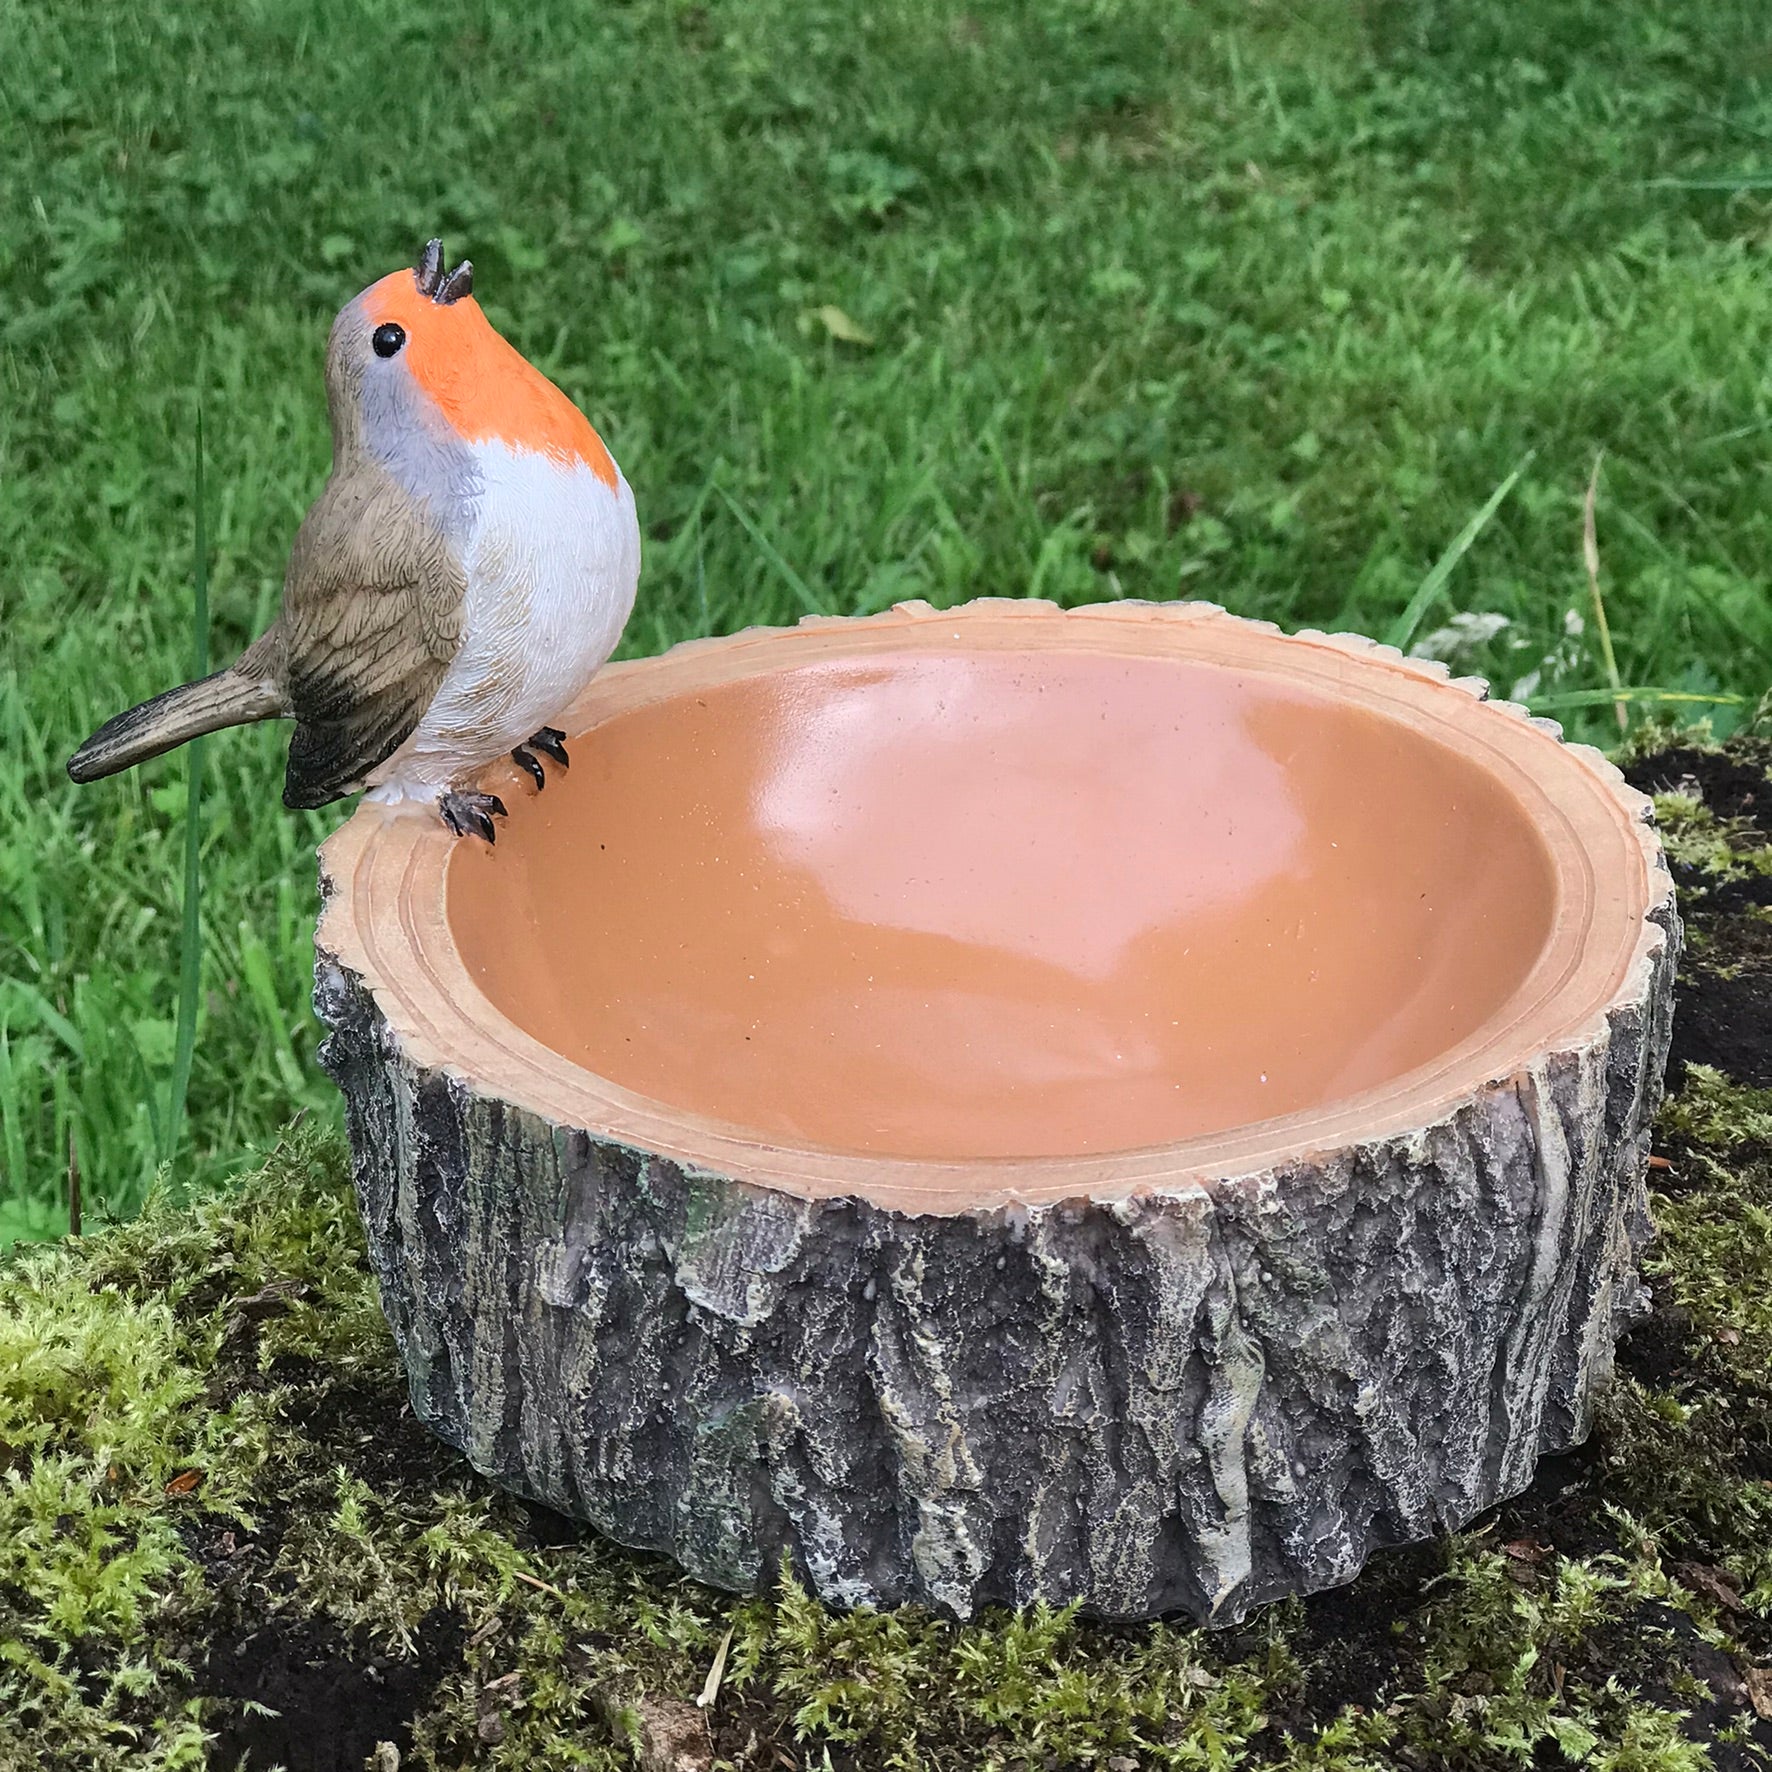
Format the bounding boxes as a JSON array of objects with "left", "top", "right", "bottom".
[{"left": 323, "top": 238, "right": 615, "bottom": 485}]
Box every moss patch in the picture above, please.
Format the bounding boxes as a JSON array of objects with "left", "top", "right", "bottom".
[{"left": 5, "top": 742, "right": 1772, "bottom": 1771}]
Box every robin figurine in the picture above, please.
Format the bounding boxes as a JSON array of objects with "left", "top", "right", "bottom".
[{"left": 68, "top": 239, "right": 641, "bottom": 843}]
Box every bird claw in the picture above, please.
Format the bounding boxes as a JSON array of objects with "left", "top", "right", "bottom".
[
  {"left": 511, "top": 727, "right": 567, "bottom": 791},
  {"left": 528, "top": 726, "right": 570, "bottom": 770},
  {"left": 439, "top": 790, "right": 508, "bottom": 844}
]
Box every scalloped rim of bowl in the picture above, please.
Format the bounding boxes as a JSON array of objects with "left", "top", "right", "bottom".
[{"left": 316, "top": 599, "right": 1674, "bottom": 1214}]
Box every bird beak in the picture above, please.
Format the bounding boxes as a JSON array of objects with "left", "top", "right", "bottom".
[
  {"left": 415, "top": 238, "right": 445, "bottom": 298},
  {"left": 436, "top": 259, "right": 474, "bottom": 305}
]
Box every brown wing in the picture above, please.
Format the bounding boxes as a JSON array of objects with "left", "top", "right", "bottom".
[{"left": 277, "top": 461, "right": 466, "bottom": 810}]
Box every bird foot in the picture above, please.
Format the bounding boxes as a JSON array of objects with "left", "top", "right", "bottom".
[
  {"left": 530, "top": 726, "right": 570, "bottom": 769},
  {"left": 511, "top": 727, "right": 569, "bottom": 791},
  {"left": 439, "top": 790, "right": 508, "bottom": 844}
]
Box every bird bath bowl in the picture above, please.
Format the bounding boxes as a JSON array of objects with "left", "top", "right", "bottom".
[{"left": 314, "top": 598, "right": 1677, "bottom": 1622}]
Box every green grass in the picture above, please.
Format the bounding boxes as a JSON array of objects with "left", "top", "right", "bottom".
[{"left": 6, "top": 0, "right": 1772, "bottom": 1228}]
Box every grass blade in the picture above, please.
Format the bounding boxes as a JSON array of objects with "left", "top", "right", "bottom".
[
  {"left": 0, "top": 1027, "right": 27, "bottom": 1211},
  {"left": 163, "top": 408, "right": 210, "bottom": 1164},
  {"left": 127, "top": 1026, "right": 165, "bottom": 1159},
  {"left": 0, "top": 979, "right": 84, "bottom": 1059},
  {"left": 695, "top": 499, "right": 710, "bottom": 638},
  {"left": 697, "top": 1627, "right": 734, "bottom": 1710},
  {"left": 1582, "top": 453, "right": 1627, "bottom": 733},
  {"left": 1385, "top": 451, "right": 1535, "bottom": 653},
  {"left": 1648, "top": 173, "right": 1772, "bottom": 191},
  {"left": 712, "top": 484, "right": 827, "bottom": 616},
  {"left": 1525, "top": 687, "right": 1747, "bottom": 711}
]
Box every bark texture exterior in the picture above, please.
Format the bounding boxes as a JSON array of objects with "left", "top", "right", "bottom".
[{"left": 314, "top": 896, "right": 1679, "bottom": 1625}]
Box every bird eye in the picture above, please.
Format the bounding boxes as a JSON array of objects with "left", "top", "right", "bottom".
[{"left": 371, "top": 322, "right": 407, "bottom": 359}]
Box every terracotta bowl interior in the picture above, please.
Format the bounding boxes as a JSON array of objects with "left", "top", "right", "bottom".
[{"left": 446, "top": 648, "right": 1566, "bottom": 1162}]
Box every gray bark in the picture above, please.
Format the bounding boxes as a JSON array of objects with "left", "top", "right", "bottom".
[{"left": 314, "top": 892, "right": 1679, "bottom": 1624}]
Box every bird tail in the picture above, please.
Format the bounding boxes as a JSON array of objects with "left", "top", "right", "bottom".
[{"left": 67, "top": 669, "right": 288, "bottom": 784}]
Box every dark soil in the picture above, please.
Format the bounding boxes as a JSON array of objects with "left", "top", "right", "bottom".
[
  {"left": 1624, "top": 745, "right": 1772, "bottom": 829},
  {"left": 1670, "top": 965, "right": 1772, "bottom": 1090},
  {"left": 201, "top": 1605, "right": 465, "bottom": 1772},
  {"left": 1491, "top": 1434, "right": 1618, "bottom": 1563},
  {"left": 273, "top": 1361, "right": 467, "bottom": 1495},
  {"left": 176, "top": 1509, "right": 290, "bottom": 1597},
  {"left": 170, "top": 1372, "right": 474, "bottom": 1769},
  {"left": 513, "top": 1497, "right": 588, "bottom": 1551},
  {"left": 1623, "top": 742, "right": 1772, "bottom": 1089},
  {"left": 1615, "top": 1302, "right": 1702, "bottom": 1389},
  {"left": 1565, "top": 1600, "right": 1772, "bottom": 1772},
  {"left": 1220, "top": 1536, "right": 1448, "bottom": 1749}
]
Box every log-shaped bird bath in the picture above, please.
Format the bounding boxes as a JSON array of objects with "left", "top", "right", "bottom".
[{"left": 314, "top": 599, "right": 1677, "bottom": 1623}]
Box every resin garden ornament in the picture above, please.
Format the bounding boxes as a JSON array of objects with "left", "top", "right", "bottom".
[
  {"left": 67, "top": 238, "right": 640, "bottom": 843},
  {"left": 315, "top": 597, "right": 1679, "bottom": 1625}
]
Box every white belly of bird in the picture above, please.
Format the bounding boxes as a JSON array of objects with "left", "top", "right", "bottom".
[{"left": 366, "top": 443, "right": 640, "bottom": 804}]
